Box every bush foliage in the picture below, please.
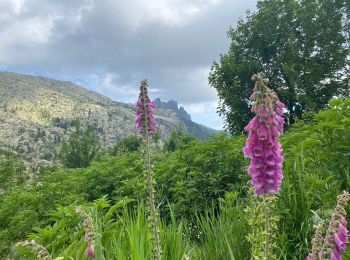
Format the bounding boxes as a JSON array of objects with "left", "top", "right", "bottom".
[{"left": 0, "top": 98, "right": 349, "bottom": 259}]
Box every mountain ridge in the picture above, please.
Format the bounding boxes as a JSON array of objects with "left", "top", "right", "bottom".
[{"left": 0, "top": 71, "right": 219, "bottom": 167}]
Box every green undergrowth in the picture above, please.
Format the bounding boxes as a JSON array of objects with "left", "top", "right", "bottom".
[{"left": 0, "top": 98, "right": 349, "bottom": 259}]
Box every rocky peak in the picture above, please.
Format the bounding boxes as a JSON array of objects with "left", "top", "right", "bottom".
[{"left": 153, "top": 98, "right": 191, "bottom": 121}]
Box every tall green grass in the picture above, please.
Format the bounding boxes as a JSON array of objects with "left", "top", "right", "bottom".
[{"left": 193, "top": 193, "right": 250, "bottom": 260}]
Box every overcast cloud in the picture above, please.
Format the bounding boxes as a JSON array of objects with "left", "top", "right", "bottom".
[{"left": 0, "top": 0, "right": 257, "bottom": 129}]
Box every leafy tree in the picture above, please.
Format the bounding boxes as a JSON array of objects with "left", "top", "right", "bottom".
[
  {"left": 111, "top": 135, "right": 142, "bottom": 155},
  {"left": 58, "top": 122, "right": 101, "bottom": 168},
  {"left": 343, "top": 1, "right": 350, "bottom": 97},
  {"left": 209, "top": 0, "right": 349, "bottom": 134},
  {"left": 163, "top": 128, "right": 196, "bottom": 152}
]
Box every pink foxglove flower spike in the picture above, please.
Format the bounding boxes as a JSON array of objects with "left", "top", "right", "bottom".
[
  {"left": 135, "top": 79, "right": 162, "bottom": 260},
  {"left": 75, "top": 207, "right": 95, "bottom": 259},
  {"left": 135, "top": 79, "right": 157, "bottom": 136},
  {"left": 331, "top": 217, "right": 349, "bottom": 260},
  {"left": 307, "top": 191, "right": 349, "bottom": 260},
  {"left": 243, "top": 74, "right": 285, "bottom": 196}
]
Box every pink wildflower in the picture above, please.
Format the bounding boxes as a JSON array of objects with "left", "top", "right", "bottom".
[
  {"left": 87, "top": 244, "right": 95, "bottom": 259},
  {"left": 331, "top": 217, "right": 349, "bottom": 260},
  {"left": 243, "top": 74, "right": 285, "bottom": 196},
  {"left": 75, "top": 207, "right": 96, "bottom": 260},
  {"left": 135, "top": 79, "right": 157, "bottom": 136}
]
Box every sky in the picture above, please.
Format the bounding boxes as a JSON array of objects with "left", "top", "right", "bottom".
[{"left": 0, "top": 0, "right": 257, "bottom": 130}]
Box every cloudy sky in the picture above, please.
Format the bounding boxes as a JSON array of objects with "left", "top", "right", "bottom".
[{"left": 0, "top": 0, "right": 257, "bottom": 129}]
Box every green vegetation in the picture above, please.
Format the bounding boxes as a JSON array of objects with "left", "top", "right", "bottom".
[
  {"left": 0, "top": 149, "right": 27, "bottom": 193},
  {"left": 209, "top": 0, "right": 349, "bottom": 133},
  {"left": 1, "top": 1, "right": 350, "bottom": 257},
  {"left": 0, "top": 98, "right": 349, "bottom": 259},
  {"left": 57, "top": 122, "right": 101, "bottom": 168},
  {"left": 163, "top": 128, "right": 196, "bottom": 152},
  {"left": 111, "top": 135, "right": 142, "bottom": 155}
]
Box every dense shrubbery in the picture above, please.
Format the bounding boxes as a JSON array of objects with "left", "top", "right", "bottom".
[
  {"left": 0, "top": 149, "right": 27, "bottom": 193},
  {"left": 111, "top": 135, "right": 142, "bottom": 155},
  {"left": 57, "top": 122, "right": 101, "bottom": 168},
  {"left": 0, "top": 99, "right": 349, "bottom": 258}
]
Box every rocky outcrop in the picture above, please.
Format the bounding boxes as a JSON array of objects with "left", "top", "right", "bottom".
[{"left": 153, "top": 98, "right": 191, "bottom": 121}]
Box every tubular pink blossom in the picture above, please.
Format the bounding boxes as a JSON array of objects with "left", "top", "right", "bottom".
[
  {"left": 87, "top": 244, "right": 95, "bottom": 259},
  {"left": 75, "top": 207, "right": 95, "bottom": 259},
  {"left": 244, "top": 116, "right": 260, "bottom": 132},
  {"left": 135, "top": 80, "right": 157, "bottom": 136},
  {"left": 257, "top": 123, "right": 268, "bottom": 140},
  {"left": 259, "top": 106, "right": 269, "bottom": 118},
  {"left": 243, "top": 74, "right": 285, "bottom": 196},
  {"left": 331, "top": 217, "right": 349, "bottom": 260}
]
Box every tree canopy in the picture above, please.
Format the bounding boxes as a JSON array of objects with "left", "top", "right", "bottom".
[
  {"left": 111, "top": 135, "right": 143, "bottom": 155},
  {"left": 58, "top": 122, "right": 101, "bottom": 168},
  {"left": 163, "top": 128, "right": 196, "bottom": 152},
  {"left": 209, "top": 0, "right": 349, "bottom": 134}
]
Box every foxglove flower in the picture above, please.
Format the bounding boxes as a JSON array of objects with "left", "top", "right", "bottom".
[
  {"left": 135, "top": 79, "right": 157, "bottom": 136},
  {"left": 87, "top": 244, "right": 95, "bottom": 259},
  {"left": 76, "top": 207, "right": 95, "bottom": 259},
  {"left": 136, "top": 79, "right": 162, "bottom": 259},
  {"left": 307, "top": 191, "right": 350, "bottom": 259},
  {"left": 243, "top": 74, "right": 285, "bottom": 196},
  {"left": 324, "top": 192, "right": 350, "bottom": 259},
  {"left": 331, "top": 217, "right": 349, "bottom": 260}
]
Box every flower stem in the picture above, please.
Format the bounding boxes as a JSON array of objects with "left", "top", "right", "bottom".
[
  {"left": 264, "top": 206, "right": 270, "bottom": 259},
  {"left": 145, "top": 133, "right": 161, "bottom": 260},
  {"left": 138, "top": 79, "right": 161, "bottom": 259}
]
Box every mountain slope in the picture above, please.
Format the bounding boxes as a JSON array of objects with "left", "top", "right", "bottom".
[{"left": 0, "top": 72, "right": 219, "bottom": 166}]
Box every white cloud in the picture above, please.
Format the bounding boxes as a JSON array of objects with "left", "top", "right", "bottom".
[
  {"left": 4, "top": 16, "right": 57, "bottom": 44},
  {"left": 0, "top": 0, "right": 258, "bottom": 129},
  {"left": 184, "top": 100, "right": 217, "bottom": 114},
  {"left": 0, "top": 0, "right": 24, "bottom": 16},
  {"left": 76, "top": 0, "right": 95, "bottom": 22},
  {"left": 83, "top": 74, "right": 139, "bottom": 103},
  {"left": 0, "top": 15, "right": 60, "bottom": 63},
  {"left": 112, "top": 0, "right": 222, "bottom": 29},
  {"left": 183, "top": 100, "right": 223, "bottom": 129},
  {"left": 0, "top": 0, "right": 98, "bottom": 62}
]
